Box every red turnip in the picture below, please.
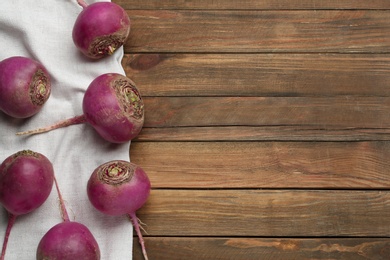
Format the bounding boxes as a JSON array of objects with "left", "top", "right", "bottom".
[
  {"left": 0, "top": 56, "right": 51, "bottom": 118},
  {"left": 17, "top": 73, "right": 144, "bottom": 143},
  {"left": 36, "top": 173, "right": 100, "bottom": 260},
  {"left": 73, "top": 0, "right": 131, "bottom": 59},
  {"left": 0, "top": 150, "right": 54, "bottom": 260},
  {"left": 37, "top": 222, "right": 100, "bottom": 260},
  {"left": 87, "top": 160, "right": 151, "bottom": 260}
]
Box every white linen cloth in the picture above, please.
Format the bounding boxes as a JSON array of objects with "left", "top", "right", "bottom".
[{"left": 0, "top": 0, "right": 134, "bottom": 259}]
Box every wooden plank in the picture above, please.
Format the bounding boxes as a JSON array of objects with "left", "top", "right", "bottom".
[
  {"left": 117, "top": 1, "right": 390, "bottom": 10},
  {"left": 130, "top": 141, "right": 390, "bottom": 188},
  {"left": 124, "top": 53, "right": 390, "bottom": 97},
  {"left": 133, "top": 238, "right": 390, "bottom": 260},
  {"left": 142, "top": 97, "right": 390, "bottom": 129},
  {"left": 136, "top": 189, "right": 390, "bottom": 236},
  {"left": 125, "top": 10, "right": 390, "bottom": 53},
  {"left": 135, "top": 126, "right": 390, "bottom": 141}
]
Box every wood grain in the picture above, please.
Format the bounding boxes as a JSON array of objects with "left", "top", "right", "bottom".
[
  {"left": 142, "top": 96, "right": 390, "bottom": 129},
  {"left": 133, "top": 238, "right": 390, "bottom": 260},
  {"left": 130, "top": 141, "right": 390, "bottom": 188},
  {"left": 117, "top": 0, "right": 390, "bottom": 10},
  {"left": 117, "top": 1, "right": 390, "bottom": 259},
  {"left": 125, "top": 10, "right": 390, "bottom": 53},
  {"left": 123, "top": 54, "right": 390, "bottom": 97},
  {"left": 136, "top": 189, "right": 390, "bottom": 237},
  {"left": 135, "top": 126, "right": 390, "bottom": 141},
  {"left": 122, "top": 54, "right": 390, "bottom": 96}
]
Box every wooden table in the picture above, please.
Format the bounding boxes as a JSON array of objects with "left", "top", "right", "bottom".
[{"left": 116, "top": 1, "right": 390, "bottom": 259}]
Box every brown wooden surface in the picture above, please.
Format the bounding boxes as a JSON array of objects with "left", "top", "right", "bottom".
[
  {"left": 124, "top": 10, "right": 390, "bottom": 53},
  {"left": 116, "top": 1, "right": 390, "bottom": 10},
  {"left": 135, "top": 190, "right": 390, "bottom": 236},
  {"left": 134, "top": 238, "right": 390, "bottom": 260},
  {"left": 123, "top": 54, "right": 390, "bottom": 97},
  {"left": 115, "top": 0, "right": 390, "bottom": 259},
  {"left": 130, "top": 142, "right": 390, "bottom": 189}
]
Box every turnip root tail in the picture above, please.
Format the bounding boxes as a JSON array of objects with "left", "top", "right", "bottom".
[
  {"left": 16, "top": 115, "right": 86, "bottom": 136},
  {"left": 129, "top": 212, "right": 148, "bottom": 260},
  {"left": 0, "top": 214, "right": 16, "bottom": 260},
  {"left": 77, "top": 0, "right": 88, "bottom": 8},
  {"left": 53, "top": 175, "right": 70, "bottom": 222}
]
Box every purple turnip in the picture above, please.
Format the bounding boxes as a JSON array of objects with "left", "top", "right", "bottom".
[
  {"left": 0, "top": 150, "right": 54, "bottom": 259},
  {"left": 17, "top": 73, "right": 144, "bottom": 143},
  {"left": 36, "top": 173, "right": 100, "bottom": 260},
  {"left": 73, "top": 0, "right": 131, "bottom": 59},
  {"left": 0, "top": 56, "right": 51, "bottom": 118},
  {"left": 87, "top": 160, "right": 151, "bottom": 260},
  {"left": 37, "top": 222, "right": 100, "bottom": 260}
]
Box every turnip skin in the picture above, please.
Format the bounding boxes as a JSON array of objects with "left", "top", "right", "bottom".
[
  {"left": 87, "top": 160, "right": 150, "bottom": 216},
  {"left": 17, "top": 73, "right": 144, "bottom": 144},
  {"left": 0, "top": 56, "right": 51, "bottom": 118},
  {"left": 36, "top": 222, "right": 100, "bottom": 260},
  {"left": 0, "top": 150, "right": 54, "bottom": 259},
  {"left": 36, "top": 168, "right": 101, "bottom": 260},
  {"left": 0, "top": 150, "right": 54, "bottom": 216},
  {"left": 83, "top": 73, "right": 144, "bottom": 144},
  {"left": 87, "top": 160, "right": 151, "bottom": 259},
  {"left": 72, "top": 2, "right": 131, "bottom": 59}
]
